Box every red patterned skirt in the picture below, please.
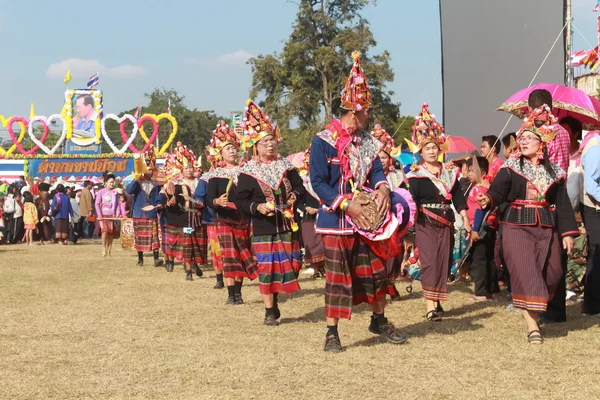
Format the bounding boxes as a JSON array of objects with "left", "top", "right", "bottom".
[
  {"left": 164, "top": 224, "right": 203, "bottom": 265},
  {"left": 216, "top": 222, "right": 258, "bottom": 280},
  {"left": 133, "top": 218, "right": 160, "bottom": 252},
  {"left": 322, "top": 234, "right": 392, "bottom": 320},
  {"left": 253, "top": 232, "right": 302, "bottom": 295}
]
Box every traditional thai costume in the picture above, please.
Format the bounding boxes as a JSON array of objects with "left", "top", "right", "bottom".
[
  {"left": 205, "top": 121, "right": 259, "bottom": 304},
  {"left": 234, "top": 100, "right": 305, "bottom": 323},
  {"left": 406, "top": 104, "right": 467, "bottom": 305},
  {"left": 161, "top": 143, "right": 204, "bottom": 280},
  {"left": 311, "top": 52, "right": 412, "bottom": 351},
  {"left": 126, "top": 145, "right": 163, "bottom": 267},
  {"left": 485, "top": 106, "right": 578, "bottom": 312}
]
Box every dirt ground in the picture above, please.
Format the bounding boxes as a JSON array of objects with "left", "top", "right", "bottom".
[{"left": 1, "top": 241, "right": 599, "bottom": 399}]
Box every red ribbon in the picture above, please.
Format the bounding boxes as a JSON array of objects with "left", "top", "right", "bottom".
[{"left": 326, "top": 119, "right": 354, "bottom": 183}]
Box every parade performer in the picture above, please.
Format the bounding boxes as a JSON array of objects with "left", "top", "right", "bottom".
[
  {"left": 126, "top": 145, "right": 164, "bottom": 267},
  {"left": 406, "top": 103, "right": 470, "bottom": 322},
  {"left": 51, "top": 184, "right": 73, "bottom": 246},
  {"left": 234, "top": 100, "right": 305, "bottom": 326},
  {"left": 206, "top": 121, "right": 258, "bottom": 305},
  {"left": 161, "top": 143, "right": 204, "bottom": 280},
  {"left": 95, "top": 173, "right": 119, "bottom": 256},
  {"left": 194, "top": 165, "right": 223, "bottom": 289},
  {"left": 310, "top": 51, "right": 408, "bottom": 352},
  {"left": 371, "top": 124, "right": 410, "bottom": 300},
  {"left": 477, "top": 105, "right": 577, "bottom": 344},
  {"left": 297, "top": 148, "right": 326, "bottom": 279}
]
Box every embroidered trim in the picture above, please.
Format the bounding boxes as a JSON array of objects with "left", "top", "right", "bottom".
[
  {"left": 239, "top": 157, "right": 295, "bottom": 190},
  {"left": 503, "top": 158, "right": 565, "bottom": 196},
  {"left": 201, "top": 167, "right": 240, "bottom": 184},
  {"left": 407, "top": 163, "right": 459, "bottom": 197},
  {"left": 316, "top": 129, "right": 383, "bottom": 189}
]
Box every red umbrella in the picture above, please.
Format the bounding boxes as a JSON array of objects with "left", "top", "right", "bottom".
[
  {"left": 447, "top": 136, "right": 478, "bottom": 153},
  {"left": 497, "top": 83, "right": 600, "bottom": 130}
]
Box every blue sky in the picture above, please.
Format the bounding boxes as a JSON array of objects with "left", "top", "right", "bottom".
[{"left": 0, "top": 0, "right": 598, "bottom": 129}]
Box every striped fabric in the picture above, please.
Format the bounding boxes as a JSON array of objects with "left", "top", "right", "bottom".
[
  {"left": 415, "top": 221, "right": 453, "bottom": 301},
  {"left": 252, "top": 232, "right": 302, "bottom": 295},
  {"left": 196, "top": 225, "right": 208, "bottom": 265},
  {"left": 322, "top": 234, "right": 392, "bottom": 320},
  {"left": 133, "top": 218, "right": 160, "bottom": 252},
  {"left": 301, "top": 220, "right": 325, "bottom": 265},
  {"left": 160, "top": 223, "right": 167, "bottom": 254},
  {"left": 502, "top": 224, "right": 563, "bottom": 312},
  {"left": 164, "top": 224, "right": 203, "bottom": 264},
  {"left": 216, "top": 223, "right": 258, "bottom": 280},
  {"left": 207, "top": 225, "right": 222, "bottom": 271}
]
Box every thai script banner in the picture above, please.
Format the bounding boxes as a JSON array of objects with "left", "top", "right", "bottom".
[
  {"left": 64, "top": 140, "right": 102, "bottom": 155},
  {"left": 28, "top": 157, "right": 133, "bottom": 178}
]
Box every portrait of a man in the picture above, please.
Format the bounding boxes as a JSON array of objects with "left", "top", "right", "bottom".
[{"left": 73, "top": 94, "right": 96, "bottom": 134}]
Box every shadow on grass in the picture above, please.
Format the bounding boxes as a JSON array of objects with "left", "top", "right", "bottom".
[
  {"left": 348, "top": 311, "right": 496, "bottom": 348},
  {"left": 540, "top": 303, "right": 600, "bottom": 338}
]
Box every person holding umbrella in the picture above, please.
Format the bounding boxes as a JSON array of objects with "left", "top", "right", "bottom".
[{"left": 477, "top": 105, "right": 578, "bottom": 344}]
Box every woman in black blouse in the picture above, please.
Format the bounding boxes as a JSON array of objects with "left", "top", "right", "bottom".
[
  {"left": 234, "top": 100, "right": 305, "bottom": 326},
  {"left": 206, "top": 121, "right": 258, "bottom": 305},
  {"left": 406, "top": 104, "right": 470, "bottom": 322},
  {"left": 478, "top": 105, "right": 577, "bottom": 344}
]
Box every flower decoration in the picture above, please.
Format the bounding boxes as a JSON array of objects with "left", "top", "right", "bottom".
[
  {"left": 405, "top": 103, "right": 448, "bottom": 153},
  {"left": 516, "top": 104, "right": 558, "bottom": 144}
]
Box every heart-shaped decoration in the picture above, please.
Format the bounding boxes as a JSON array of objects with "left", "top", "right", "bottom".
[
  {"left": 101, "top": 113, "right": 139, "bottom": 154},
  {"left": 25, "top": 118, "right": 49, "bottom": 156},
  {"left": 137, "top": 113, "right": 178, "bottom": 155},
  {"left": 4, "top": 117, "right": 29, "bottom": 156},
  {"left": 28, "top": 115, "right": 67, "bottom": 155}
]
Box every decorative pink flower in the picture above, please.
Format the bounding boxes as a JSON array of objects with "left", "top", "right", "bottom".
[{"left": 445, "top": 193, "right": 453, "bottom": 201}]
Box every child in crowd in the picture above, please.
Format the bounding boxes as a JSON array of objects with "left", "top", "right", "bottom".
[
  {"left": 22, "top": 191, "right": 38, "bottom": 246},
  {"left": 501, "top": 132, "right": 518, "bottom": 159},
  {"left": 466, "top": 156, "right": 499, "bottom": 301}
]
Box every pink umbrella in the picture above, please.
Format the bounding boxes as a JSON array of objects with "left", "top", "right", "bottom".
[
  {"left": 497, "top": 83, "right": 600, "bottom": 130},
  {"left": 447, "top": 136, "right": 478, "bottom": 153}
]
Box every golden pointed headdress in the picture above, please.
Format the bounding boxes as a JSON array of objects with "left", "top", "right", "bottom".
[
  {"left": 406, "top": 103, "right": 448, "bottom": 153},
  {"left": 240, "top": 100, "right": 281, "bottom": 149}
]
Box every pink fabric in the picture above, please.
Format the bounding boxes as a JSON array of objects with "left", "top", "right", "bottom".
[
  {"left": 467, "top": 184, "right": 488, "bottom": 222},
  {"left": 488, "top": 158, "right": 504, "bottom": 181},
  {"left": 326, "top": 119, "right": 354, "bottom": 183},
  {"left": 575, "top": 130, "right": 600, "bottom": 167},
  {"left": 546, "top": 126, "right": 570, "bottom": 172},
  {"left": 118, "top": 202, "right": 128, "bottom": 218},
  {"left": 393, "top": 187, "right": 417, "bottom": 238},
  {"left": 94, "top": 188, "right": 119, "bottom": 218}
]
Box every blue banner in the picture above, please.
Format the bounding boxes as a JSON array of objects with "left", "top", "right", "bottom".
[
  {"left": 28, "top": 157, "right": 134, "bottom": 178},
  {"left": 64, "top": 140, "right": 102, "bottom": 155}
]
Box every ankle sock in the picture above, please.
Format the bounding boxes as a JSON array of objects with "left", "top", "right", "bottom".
[
  {"left": 234, "top": 280, "right": 243, "bottom": 295},
  {"left": 216, "top": 273, "right": 224, "bottom": 283},
  {"left": 265, "top": 307, "right": 275, "bottom": 318},
  {"left": 326, "top": 325, "right": 339, "bottom": 337},
  {"left": 372, "top": 313, "right": 386, "bottom": 326},
  {"left": 227, "top": 286, "right": 235, "bottom": 298}
]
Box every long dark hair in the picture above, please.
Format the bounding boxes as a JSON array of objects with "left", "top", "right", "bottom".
[{"left": 519, "top": 147, "right": 556, "bottom": 179}]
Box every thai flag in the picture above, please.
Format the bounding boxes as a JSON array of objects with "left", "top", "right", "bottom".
[
  {"left": 133, "top": 102, "right": 142, "bottom": 119},
  {"left": 168, "top": 99, "right": 172, "bottom": 115},
  {"left": 87, "top": 73, "right": 99, "bottom": 89},
  {"left": 571, "top": 50, "right": 590, "bottom": 66},
  {"left": 595, "top": 0, "right": 600, "bottom": 12}
]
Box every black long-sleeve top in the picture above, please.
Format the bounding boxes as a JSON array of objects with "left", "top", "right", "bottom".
[
  {"left": 408, "top": 169, "right": 467, "bottom": 225},
  {"left": 207, "top": 177, "right": 245, "bottom": 224},
  {"left": 234, "top": 164, "right": 305, "bottom": 236},
  {"left": 161, "top": 185, "right": 200, "bottom": 228},
  {"left": 297, "top": 192, "right": 320, "bottom": 221},
  {"left": 486, "top": 160, "right": 579, "bottom": 238}
]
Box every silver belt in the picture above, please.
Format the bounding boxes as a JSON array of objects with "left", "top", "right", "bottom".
[{"left": 421, "top": 203, "right": 451, "bottom": 210}]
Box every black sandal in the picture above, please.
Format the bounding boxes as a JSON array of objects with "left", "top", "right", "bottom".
[
  {"left": 425, "top": 310, "right": 442, "bottom": 322},
  {"left": 527, "top": 329, "right": 543, "bottom": 344}
]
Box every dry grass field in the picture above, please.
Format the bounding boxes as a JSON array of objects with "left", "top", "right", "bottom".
[{"left": 1, "top": 240, "right": 600, "bottom": 399}]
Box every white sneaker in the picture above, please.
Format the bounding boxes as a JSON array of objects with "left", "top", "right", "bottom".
[
  {"left": 566, "top": 290, "right": 577, "bottom": 300},
  {"left": 302, "top": 267, "right": 315, "bottom": 276}
]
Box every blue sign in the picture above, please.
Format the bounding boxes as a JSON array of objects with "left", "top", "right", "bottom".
[
  {"left": 64, "top": 140, "right": 102, "bottom": 155},
  {"left": 29, "top": 157, "right": 134, "bottom": 178}
]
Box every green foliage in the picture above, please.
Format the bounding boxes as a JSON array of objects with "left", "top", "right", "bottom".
[{"left": 248, "top": 0, "right": 401, "bottom": 155}]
